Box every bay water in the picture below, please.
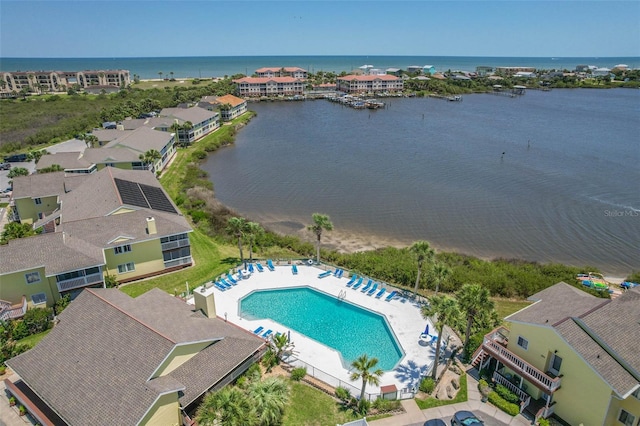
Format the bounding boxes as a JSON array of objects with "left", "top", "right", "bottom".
[{"left": 203, "top": 89, "right": 640, "bottom": 276}]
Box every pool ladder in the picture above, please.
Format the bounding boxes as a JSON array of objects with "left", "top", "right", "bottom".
[{"left": 338, "top": 290, "right": 347, "bottom": 300}]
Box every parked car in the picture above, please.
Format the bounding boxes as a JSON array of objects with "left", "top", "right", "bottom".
[
  {"left": 425, "top": 420, "right": 447, "bottom": 426},
  {"left": 451, "top": 411, "right": 484, "bottom": 426},
  {"left": 0, "top": 162, "right": 11, "bottom": 170},
  {"left": 3, "top": 153, "right": 28, "bottom": 162}
]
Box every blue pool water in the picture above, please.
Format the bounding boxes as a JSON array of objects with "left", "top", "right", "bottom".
[{"left": 239, "top": 287, "right": 404, "bottom": 371}]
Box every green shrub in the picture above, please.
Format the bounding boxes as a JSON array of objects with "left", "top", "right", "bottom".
[
  {"left": 261, "top": 349, "right": 277, "bottom": 372},
  {"left": 372, "top": 398, "right": 401, "bottom": 412},
  {"left": 290, "top": 367, "right": 307, "bottom": 381},
  {"left": 419, "top": 377, "right": 435, "bottom": 394},
  {"left": 335, "top": 386, "right": 350, "bottom": 402},
  {"left": 245, "top": 362, "right": 262, "bottom": 381},
  {"left": 488, "top": 391, "right": 519, "bottom": 416},
  {"left": 538, "top": 419, "right": 550, "bottom": 426},
  {"left": 357, "top": 398, "right": 370, "bottom": 415},
  {"left": 10, "top": 321, "right": 29, "bottom": 340},
  {"left": 22, "top": 307, "right": 53, "bottom": 335},
  {"left": 495, "top": 384, "right": 519, "bottom": 404}
]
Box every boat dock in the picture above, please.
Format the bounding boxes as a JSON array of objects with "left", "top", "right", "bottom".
[{"left": 325, "top": 95, "right": 385, "bottom": 110}]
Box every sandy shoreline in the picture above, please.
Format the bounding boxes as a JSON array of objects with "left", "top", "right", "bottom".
[{"left": 243, "top": 212, "right": 631, "bottom": 283}]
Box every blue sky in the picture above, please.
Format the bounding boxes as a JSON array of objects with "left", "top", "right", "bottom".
[{"left": 1, "top": 1, "right": 639, "bottom": 58}]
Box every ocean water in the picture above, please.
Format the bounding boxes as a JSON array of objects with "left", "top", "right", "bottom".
[
  {"left": 203, "top": 88, "right": 640, "bottom": 276},
  {"left": 1, "top": 55, "right": 639, "bottom": 79}
]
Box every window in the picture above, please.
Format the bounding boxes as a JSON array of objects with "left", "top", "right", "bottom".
[
  {"left": 618, "top": 409, "right": 636, "bottom": 426},
  {"left": 549, "top": 354, "right": 562, "bottom": 375},
  {"left": 25, "top": 271, "right": 41, "bottom": 284},
  {"left": 114, "top": 244, "right": 131, "bottom": 255},
  {"left": 31, "top": 293, "right": 47, "bottom": 305},
  {"left": 117, "top": 262, "right": 135, "bottom": 274},
  {"left": 516, "top": 336, "right": 529, "bottom": 350},
  {"left": 34, "top": 197, "right": 42, "bottom": 205}
]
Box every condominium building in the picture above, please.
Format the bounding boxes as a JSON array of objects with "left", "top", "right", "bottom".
[
  {"left": 233, "top": 76, "right": 306, "bottom": 97},
  {"left": 1, "top": 69, "right": 131, "bottom": 93},
  {"left": 255, "top": 66, "right": 308, "bottom": 79},
  {"left": 336, "top": 74, "right": 404, "bottom": 94}
]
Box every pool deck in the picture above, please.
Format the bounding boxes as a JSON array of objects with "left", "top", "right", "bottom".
[{"left": 189, "top": 263, "right": 438, "bottom": 396}]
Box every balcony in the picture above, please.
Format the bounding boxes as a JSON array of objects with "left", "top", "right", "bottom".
[
  {"left": 0, "top": 296, "right": 27, "bottom": 321},
  {"left": 164, "top": 256, "right": 192, "bottom": 269},
  {"left": 480, "top": 327, "right": 561, "bottom": 394},
  {"left": 161, "top": 238, "right": 190, "bottom": 251},
  {"left": 57, "top": 272, "right": 104, "bottom": 292}
]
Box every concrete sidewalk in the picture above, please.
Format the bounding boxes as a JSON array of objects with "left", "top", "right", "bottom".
[{"left": 370, "top": 372, "right": 531, "bottom": 426}]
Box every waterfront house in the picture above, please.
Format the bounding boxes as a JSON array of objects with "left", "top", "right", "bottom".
[
  {"left": 476, "top": 66, "right": 495, "bottom": 77},
  {"left": 1, "top": 167, "right": 193, "bottom": 316},
  {"left": 198, "top": 94, "right": 248, "bottom": 121},
  {"left": 422, "top": 65, "right": 436, "bottom": 75},
  {"left": 472, "top": 282, "right": 640, "bottom": 424},
  {"left": 159, "top": 106, "right": 220, "bottom": 145},
  {"left": 514, "top": 71, "right": 537, "bottom": 78},
  {"left": 592, "top": 67, "right": 613, "bottom": 77},
  {"left": 5, "top": 287, "right": 266, "bottom": 425},
  {"left": 336, "top": 74, "right": 403, "bottom": 94},
  {"left": 495, "top": 66, "right": 536, "bottom": 76},
  {"left": 233, "top": 76, "right": 306, "bottom": 97},
  {"left": 386, "top": 68, "right": 402, "bottom": 77},
  {"left": 102, "top": 126, "right": 176, "bottom": 172},
  {"left": 406, "top": 65, "right": 422, "bottom": 74}
]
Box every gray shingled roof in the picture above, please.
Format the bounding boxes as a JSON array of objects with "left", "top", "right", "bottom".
[
  {"left": 82, "top": 147, "right": 140, "bottom": 163},
  {"left": 92, "top": 129, "right": 128, "bottom": 142},
  {"left": 7, "top": 288, "right": 264, "bottom": 426},
  {"left": 0, "top": 232, "right": 103, "bottom": 275},
  {"left": 104, "top": 126, "right": 173, "bottom": 153},
  {"left": 35, "top": 152, "right": 92, "bottom": 171},
  {"left": 506, "top": 282, "right": 605, "bottom": 326},
  {"left": 160, "top": 106, "right": 218, "bottom": 125},
  {"left": 11, "top": 172, "right": 67, "bottom": 199},
  {"left": 58, "top": 167, "right": 171, "bottom": 222}
]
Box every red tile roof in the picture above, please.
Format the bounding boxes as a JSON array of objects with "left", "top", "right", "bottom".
[
  {"left": 337, "top": 75, "right": 401, "bottom": 82},
  {"left": 234, "top": 76, "right": 302, "bottom": 84},
  {"left": 255, "top": 67, "right": 306, "bottom": 73},
  {"left": 215, "top": 94, "right": 246, "bottom": 107}
]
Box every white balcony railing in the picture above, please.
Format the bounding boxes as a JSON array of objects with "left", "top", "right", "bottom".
[
  {"left": 482, "top": 336, "right": 561, "bottom": 393},
  {"left": 0, "top": 296, "right": 27, "bottom": 320},
  {"left": 164, "top": 256, "right": 192, "bottom": 269},
  {"left": 493, "top": 371, "right": 531, "bottom": 413},
  {"left": 161, "top": 238, "right": 190, "bottom": 251},
  {"left": 57, "top": 272, "right": 104, "bottom": 292}
]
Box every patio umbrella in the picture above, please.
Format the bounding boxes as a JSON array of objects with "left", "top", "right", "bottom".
[{"left": 423, "top": 324, "right": 429, "bottom": 336}]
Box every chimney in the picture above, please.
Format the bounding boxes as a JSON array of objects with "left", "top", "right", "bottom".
[
  {"left": 193, "top": 288, "right": 216, "bottom": 319},
  {"left": 146, "top": 217, "right": 157, "bottom": 235}
]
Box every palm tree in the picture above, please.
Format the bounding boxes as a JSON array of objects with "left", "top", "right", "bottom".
[
  {"left": 431, "top": 262, "right": 451, "bottom": 295},
  {"left": 84, "top": 134, "right": 98, "bottom": 148},
  {"left": 196, "top": 386, "right": 254, "bottom": 426},
  {"left": 307, "top": 213, "right": 333, "bottom": 263},
  {"left": 139, "top": 149, "right": 162, "bottom": 173},
  {"left": 270, "top": 332, "right": 295, "bottom": 362},
  {"left": 245, "top": 221, "right": 263, "bottom": 262},
  {"left": 350, "top": 354, "right": 384, "bottom": 401},
  {"left": 158, "top": 71, "right": 163, "bottom": 80},
  {"left": 410, "top": 241, "right": 435, "bottom": 297},
  {"left": 169, "top": 122, "right": 182, "bottom": 145},
  {"left": 422, "top": 294, "right": 461, "bottom": 379},
  {"left": 169, "top": 71, "right": 174, "bottom": 80},
  {"left": 248, "top": 377, "right": 289, "bottom": 426},
  {"left": 457, "top": 283, "right": 496, "bottom": 349},
  {"left": 226, "top": 217, "right": 247, "bottom": 266}
]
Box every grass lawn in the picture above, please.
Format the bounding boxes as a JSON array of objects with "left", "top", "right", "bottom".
[
  {"left": 493, "top": 298, "right": 531, "bottom": 319},
  {"left": 133, "top": 79, "right": 210, "bottom": 90},
  {"left": 120, "top": 229, "right": 239, "bottom": 298},
  {"left": 283, "top": 381, "right": 362, "bottom": 426},
  {"left": 415, "top": 373, "right": 468, "bottom": 410},
  {"left": 16, "top": 329, "right": 51, "bottom": 347}
]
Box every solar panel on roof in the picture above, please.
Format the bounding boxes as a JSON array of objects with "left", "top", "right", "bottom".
[
  {"left": 114, "top": 178, "right": 148, "bottom": 209},
  {"left": 114, "top": 178, "right": 176, "bottom": 214},
  {"left": 139, "top": 183, "right": 177, "bottom": 214}
]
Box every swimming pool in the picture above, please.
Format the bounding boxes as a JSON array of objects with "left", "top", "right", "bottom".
[{"left": 239, "top": 287, "right": 404, "bottom": 370}]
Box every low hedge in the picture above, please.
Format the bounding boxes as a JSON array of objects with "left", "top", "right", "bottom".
[
  {"left": 488, "top": 391, "right": 519, "bottom": 416},
  {"left": 495, "top": 383, "right": 519, "bottom": 404}
]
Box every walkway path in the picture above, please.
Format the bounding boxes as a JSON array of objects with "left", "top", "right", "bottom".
[{"left": 370, "top": 372, "right": 531, "bottom": 426}]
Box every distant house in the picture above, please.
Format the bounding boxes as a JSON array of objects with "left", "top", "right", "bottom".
[
  {"left": 336, "top": 75, "right": 403, "bottom": 94},
  {"left": 198, "top": 94, "right": 248, "bottom": 121},
  {"left": 35, "top": 152, "right": 97, "bottom": 175},
  {"left": 514, "top": 71, "right": 537, "bottom": 78},
  {"left": 406, "top": 65, "right": 422, "bottom": 74},
  {"left": 592, "top": 67, "right": 612, "bottom": 77},
  {"left": 2, "top": 168, "right": 193, "bottom": 316},
  {"left": 476, "top": 66, "right": 494, "bottom": 77},
  {"left": 422, "top": 65, "right": 436, "bottom": 75},
  {"left": 496, "top": 66, "right": 536, "bottom": 76},
  {"left": 233, "top": 76, "right": 306, "bottom": 97},
  {"left": 5, "top": 287, "right": 266, "bottom": 425},
  {"left": 385, "top": 68, "right": 402, "bottom": 77},
  {"left": 1, "top": 69, "right": 130, "bottom": 94},
  {"left": 255, "top": 66, "right": 307, "bottom": 79}
]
